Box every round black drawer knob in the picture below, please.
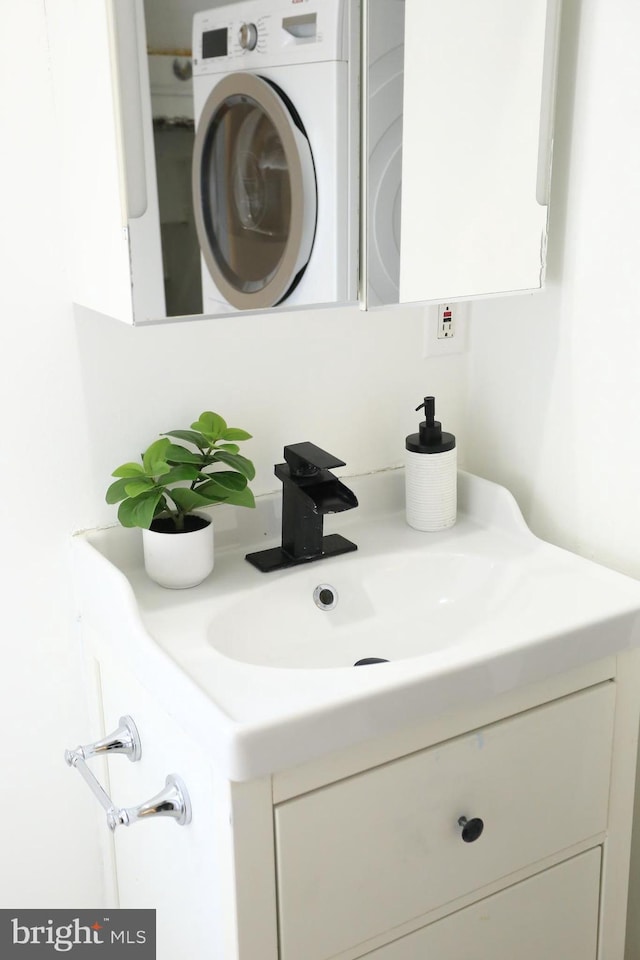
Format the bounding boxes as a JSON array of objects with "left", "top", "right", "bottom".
[{"left": 458, "top": 816, "right": 484, "bottom": 843}]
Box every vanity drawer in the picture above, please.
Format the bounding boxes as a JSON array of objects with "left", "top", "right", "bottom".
[
  {"left": 363, "top": 848, "right": 601, "bottom": 960},
  {"left": 275, "top": 683, "right": 615, "bottom": 960}
]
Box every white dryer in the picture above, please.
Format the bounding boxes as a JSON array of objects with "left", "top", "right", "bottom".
[{"left": 192, "top": 0, "right": 357, "bottom": 313}]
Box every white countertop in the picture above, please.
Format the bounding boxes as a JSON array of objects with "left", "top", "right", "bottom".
[{"left": 73, "top": 469, "right": 640, "bottom": 780}]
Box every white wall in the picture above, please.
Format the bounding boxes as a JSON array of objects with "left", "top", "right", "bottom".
[
  {"left": 465, "top": 0, "right": 640, "bottom": 577},
  {"left": 0, "top": 1, "right": 467, "bottom": 907}
]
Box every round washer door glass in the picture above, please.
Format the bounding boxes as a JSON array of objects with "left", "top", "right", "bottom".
[{"left": 193, "top": 73, "right": 317, "bottom": 311}]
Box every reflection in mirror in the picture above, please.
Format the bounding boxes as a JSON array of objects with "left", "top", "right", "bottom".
[
  {"left": 142, "top": 0, "right": 359, "bottom": 320},
  {"left": 365, "top": 0, "right": 405, "bottom": 307},
  {"left": 148, "top": 54, "right": 202, "bottom": 315},
  {"left": 144, "top": 2, "right": 205, "bottom": 316}
]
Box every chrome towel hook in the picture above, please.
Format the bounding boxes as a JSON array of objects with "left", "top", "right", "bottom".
[
  {"left": 65, "top": 714, "right": 141, "bottom": 764},
  {"left": 65, "top": 716, "right": 192, "bottom": 831}
]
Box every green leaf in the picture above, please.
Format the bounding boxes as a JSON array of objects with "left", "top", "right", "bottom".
[
  {"left": 142, "top": 437, "right": 171, "bottom": 463},
  {"left": 196, "top": 479, "right": 255, "bottom": 508},
  {"left": 123, "top": 478, "right": 157, "bottom": 498},
  {"left": 148, "top": 464, "right": 171, "bottom": 479},
  {"left": 161, "top": 464, "right": 201, "bottom": 484},
  {"left": 219, "top": 486, "right": 256, "bottom": 509},
  {"left": 164, "top": 443, "right": 203, "bottom": 465},
  {"left": 215, "top": 443, "right": 240, "bottom": 455},
  {"left": 117, "top": 491, "right": 164, "bottom": 529},
  {"left": 191, "top": 411, "right": 227, "bottom": 440},
  {"left": 142, "top": 438, "right": 171, "bottom": 476},
  {"left": 106, "top": 477, "right": 133, "bottom": 504},
  {"left": 222, "top": 428, "right": 252, "bottom": 442},
  {"left": 117, "top": 499, "right": 138, "bottom": 527},
  {"left": 195, "top": 479, "right": 237, "bottom": 501},
  {"left": 111, "top": 461, "right": 145, "bottom": 479},
  {"left": 200, "top": 470, "right": 247, "bottom": 491},
  {"left": 211, "top": 450, "right": 256, "bottom": 480},
  {"left": 163, "top": 479, "right": 256, "bottom": 512},
  {"left": 168, "top": 487, "right": 224, "bottom": 513},
  {"left": 163, "top": 429, "right": 208, "bottom": 450}
]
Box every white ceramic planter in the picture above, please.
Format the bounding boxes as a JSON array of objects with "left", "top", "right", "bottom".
[{"left": 142, "top": 513, "right": 214, "bottom": 589}]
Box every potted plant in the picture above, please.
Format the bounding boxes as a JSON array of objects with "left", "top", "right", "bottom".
[{"left": 106, "top": 411, "right": 256, "bottom": 588}]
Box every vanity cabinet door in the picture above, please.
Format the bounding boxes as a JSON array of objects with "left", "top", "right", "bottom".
[
  {"left": 398, "top": 0, "right": 561, "bottom": 305},
  {"left": 362, "top": 848, "right": 601, "bottom": 960},
  {"left": 275, "top": 683, "right": 614, "bottom": 960},
  {"left": 97, "top": 662, "right": 232, "bottom": 959}
]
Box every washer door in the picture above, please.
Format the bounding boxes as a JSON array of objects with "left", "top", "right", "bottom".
[{"left": 193, "top": 73, "right": 317, "bottom": 310}]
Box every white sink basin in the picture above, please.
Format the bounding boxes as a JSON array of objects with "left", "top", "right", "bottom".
[
  {"left": 208, "top": 551, "right": 503, "bottom": 668},
  {"left": 73, "top": 470, "right": 640, "bottom": 780}
]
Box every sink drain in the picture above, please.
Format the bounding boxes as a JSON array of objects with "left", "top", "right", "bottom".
[
  {"left": 313, "top": 584, "right": 338, "bottom": 611},
  {"left": 354, "top": 657, "right": 390, "bottom": 666}
]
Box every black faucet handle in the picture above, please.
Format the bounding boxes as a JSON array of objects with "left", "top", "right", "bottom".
[{"left": 283, "top": 442, "right": 346, "bottom": 477}]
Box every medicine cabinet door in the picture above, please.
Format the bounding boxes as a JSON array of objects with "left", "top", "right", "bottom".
[{"left": 364, "top": 0, "right": 562, "bottom": 307}]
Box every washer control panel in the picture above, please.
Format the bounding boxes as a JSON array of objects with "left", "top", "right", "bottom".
[{"left": 193, "top": 0, "right": 347, "bottom": 74}]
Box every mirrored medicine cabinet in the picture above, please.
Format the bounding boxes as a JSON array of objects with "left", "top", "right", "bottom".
[{"left": 46, "top": 0, "right": 561, "bottom": 326}]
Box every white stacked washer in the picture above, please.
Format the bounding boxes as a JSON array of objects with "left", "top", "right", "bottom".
[{"left": 192, "top": 0, "right": 357, "bottom": 314}]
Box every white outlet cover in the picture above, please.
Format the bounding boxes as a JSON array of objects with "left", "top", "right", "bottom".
[{"left": 423, "top": 302, "right": 470, "bottom": 357}]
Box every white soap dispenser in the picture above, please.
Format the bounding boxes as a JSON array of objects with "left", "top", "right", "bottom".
[{"left": 405, "top": 396, "right": 457, "bottom": 531}]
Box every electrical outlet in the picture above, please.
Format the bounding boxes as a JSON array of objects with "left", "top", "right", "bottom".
[
  {"left": 437, "top": 304, "right": 455, "bottom": 339},
  {"left": 423, "top": 302, "right": 469, "bottom": 357}
]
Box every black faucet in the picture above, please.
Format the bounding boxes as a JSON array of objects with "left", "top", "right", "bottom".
[{"left": 245, "top": 442, "right": 358, "bottom": 573}]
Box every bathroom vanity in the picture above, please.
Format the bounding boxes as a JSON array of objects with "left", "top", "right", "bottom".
[{"left": 71, "top": 471, "right": 640, "bottom": 959}]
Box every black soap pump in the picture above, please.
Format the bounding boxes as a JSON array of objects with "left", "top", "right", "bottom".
[{"left": 405, "top": 396, "right": 457, "bottom": 531}]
